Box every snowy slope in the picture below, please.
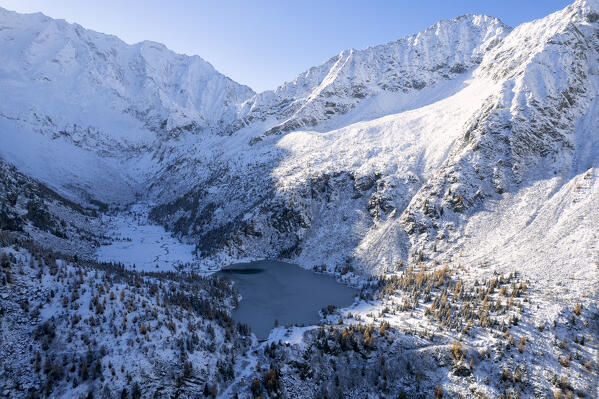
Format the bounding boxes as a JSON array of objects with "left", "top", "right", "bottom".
[
  {"left": 0, "top": 6, "right": 254, "bottom": 202},
  {"left": 398, "top": 0, "right": 599, "bottom": 284},
  {"left": 169, "top": 0, "right": 599, "bottom": 308},
  {"left": 0, "top": 239, "right": 252, "bottom": 398},
  {"left": 270, "top": 75, "right": 502, "bottom": 269},
  {"left": 149, "top": 0, "right": 599, "bottom": 289},
  {"left": 145, "top": 15, "right": 513, "bottom": 267},
  {"left": 0, "top": 7, "right": 254, "bottom": 136}
]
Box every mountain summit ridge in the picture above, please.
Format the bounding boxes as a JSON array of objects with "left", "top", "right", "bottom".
[
  {"left": 0, "top": 7, "right": 511, "bottom": 204},
  {"left": 0, "top": 5, "right": 255, "bottom": 136},
  {"left": 238, "top": 13, "right": 511, "bottom": 137}
]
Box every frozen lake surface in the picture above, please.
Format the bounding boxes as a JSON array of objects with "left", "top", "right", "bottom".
[{"left": 219, "top": 260, "right": 358, "bottom": 339}]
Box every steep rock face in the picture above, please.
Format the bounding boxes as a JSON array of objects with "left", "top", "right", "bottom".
[
  {"left": 0, "top": 159, "right": 105, "bottom": 257},
  {"left": 399, "top": 0, "right": 599, "bottom": 264},
  {"left": 237, "top": 15, "right": 510, "bottom": 139}
]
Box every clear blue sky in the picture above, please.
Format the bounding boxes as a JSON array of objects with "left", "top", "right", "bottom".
[{"left": 0, "top": 0, "right": 572, "bottom": 92}]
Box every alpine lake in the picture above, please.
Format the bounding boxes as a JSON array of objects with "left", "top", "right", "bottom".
[{"left": 219, "top": 260, "right": 358, "bottom": 339}]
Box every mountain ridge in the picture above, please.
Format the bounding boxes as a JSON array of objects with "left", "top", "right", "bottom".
[{"left": 239, "top": 14, "right": 511, "bottom": 138}]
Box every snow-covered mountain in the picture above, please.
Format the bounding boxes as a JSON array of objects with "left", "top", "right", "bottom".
[
  {"left": 0, "top": 1, "right": 598, "bottom": 397},
  {"left": 145, "top": 0, "right": 599, "bottom": 292},
  {"left": 0, "top": 7, "right": 254, "bottom": 136},
  {"left": 0, "top": 0, "right": 597, "bottom": 287},
  {"left": 400, "top": 0, "right": 599, "bottom": 291},
  {"left": 0, "top": 0, "right": 597, "bottom": 279},
  {"left": 144, "top": 14, "right": 513, "bottom": 264},
  {"left": 238, "top": 14, "right": 510, "bottom": 139},
  {"left": 0, "top": 6, "right": 254, "bottom": 202}
]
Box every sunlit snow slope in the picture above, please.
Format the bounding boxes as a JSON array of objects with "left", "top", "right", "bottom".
[{"left": 0, "top": 7, "right": 254, "bottom": 202}]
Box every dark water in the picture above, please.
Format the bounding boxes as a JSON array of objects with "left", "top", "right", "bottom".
[{"left": 219, "top": 260, "right": 358, "bottom": 339}]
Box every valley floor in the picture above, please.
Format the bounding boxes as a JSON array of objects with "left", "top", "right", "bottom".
[{"left": 96, "top": 203, "right": 198, "bottom": 272}]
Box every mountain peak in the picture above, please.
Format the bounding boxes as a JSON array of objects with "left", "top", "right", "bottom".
[
  {"left": 563, "top": 0, "right": 599, "bottom": 23},
  {"left": 435, "top": 13, "right": 507, "bottom": 26},
  {"left": 239, "top": 12, "right": 511, "bottom": 137},
  {"left": 0, "top": 7, "right": 256, "bottom": 140},
  {"left": 576, "top": 0, "right": 599, "bottom": 11}
]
